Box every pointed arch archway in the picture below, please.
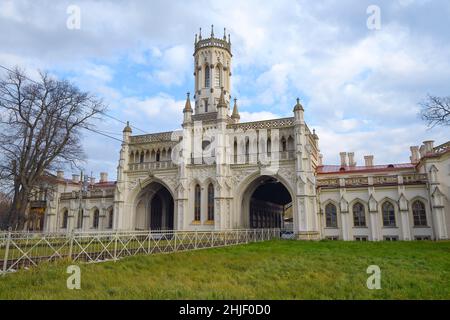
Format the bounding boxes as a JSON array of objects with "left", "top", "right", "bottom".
[
  {"left": 236, "top": 173, "right": 294, "bottom": 229},
  {"left": 133, "top": 180, "right": 175, "bottom": 231}
]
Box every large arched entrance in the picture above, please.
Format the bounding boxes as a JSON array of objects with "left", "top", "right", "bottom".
[
  {"left": 135, "top": 181, "right": 174, "bottom": 231},
  {"left": 241, "top": 175, "right": 293, "bottom": 229}
]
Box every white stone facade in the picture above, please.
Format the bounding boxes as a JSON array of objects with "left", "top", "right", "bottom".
[{"left": 37, "top": 29, "right": 450, "bottom": 240}]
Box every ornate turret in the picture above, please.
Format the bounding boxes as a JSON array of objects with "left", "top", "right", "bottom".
[
  {"left": 293, "top": 97, "right": 304, "bottom": 112},
  {"left": 122, "top": 121, "right": 132, "bottom": 143},
  {"left": 193, "top": 26, "right": 232, "bottom": 115},
  {"left": 123, "top": 121, "right": 132, "bottom": 133},
  {"left": 231, "top": 98, "right": 240, "bottom": 123},
  {"left": 293, "top": 97, "right": 305, "bottom": 123}
]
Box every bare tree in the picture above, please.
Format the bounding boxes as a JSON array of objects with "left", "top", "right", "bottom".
[
  {"left": 0, "top": 67, "right": 106, "bottom": 230},
  {"left": 420, "top": 95, "right": 450, "bottom": 128}
]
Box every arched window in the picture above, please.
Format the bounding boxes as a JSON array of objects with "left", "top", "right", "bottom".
[
  {"left": 204, "top": 65, "right": 210, "bottom": 88},
  {"left": 382, "top": 202, "right": 396, "bottom": 227},
  {"left": 156, "top": 150, "right": 160, "bottom": 162},
  {"left": 267, "top": 138, "right": 272, "bottom": 156},
  {"left": 245, "top": 139, "right": 250, "bottom": 163},
  {"left": 77, "top": 209, "right": 83, "bottom": 229},
  {"left": 353, "top": 202, "right": 366, "bottom": 227},
  {"left": 207, "top": 183, "right": 214, "bottom": 221},
  {"left": 140, "top": 151, "right": 144, "bottom": 163},
  {"left": 325, "top": 203, "right": 337, "bottom": 228},
  {"left": 62, "top": 210, "right": 68, "bottom": 229},
  {"left": 412, "top": 200, "right": 427, "bottom": 226},
  {"left": 108, "top": 209, "right": 114, "bottom": 229},
  {"left": 194, "top": 184, "right": 201, "bottom": 221},
  {"left": 92, "top": 209, "right": 99, "bottom": 229},
  {"left": 214, "top": 65, "right": 221, "bottom": 88}
]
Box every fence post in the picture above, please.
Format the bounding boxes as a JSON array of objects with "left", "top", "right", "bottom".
[
  {"left": 2, "top": 231, "right": 11, "bottom": 275},
  {"left": 68, "top": 230, "right": 74, "bottom": 261},
  {"left": 174, "top": 231, "right": 177, "bottom": 252},
  {"left": 113, "top": 231, "right": 118, "bottom": 262},
  {"left": 194, "top": 230, "right": 198, "bottom": 249},
  {"left": 148, "top": 230, "right": 151, "bottom": 254}
]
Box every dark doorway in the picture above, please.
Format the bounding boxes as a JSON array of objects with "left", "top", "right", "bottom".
[
  {"left": 249, "top": 177, "right": 292, "bottom": 229},
  {"left": 149, "top": 186, "right": 174, "bottom": 230}
]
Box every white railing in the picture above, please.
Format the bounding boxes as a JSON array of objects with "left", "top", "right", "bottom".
[{"left": 0, "top": 229, "right": 280, "bottom": 275}]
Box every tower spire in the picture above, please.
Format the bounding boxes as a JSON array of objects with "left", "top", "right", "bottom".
[
  {"left": 199, "top": 27, "right": 202, "bottom": 40},
  {"left": 223, "top": 28, "right": 227, "bottom": 40},
  {"left": 211, "top": 24, "right": 214, "bottom": 37}
]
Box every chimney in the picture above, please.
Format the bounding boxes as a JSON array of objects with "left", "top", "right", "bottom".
[
  {"left": 423, "top": 140, "right": 434, "bottom": 154},
  {"left": 57, "top": 170, "right": 64, "bottom": 180},
  {"left": 348, "top": 152, "right": 356, "bottom": 167},
  {"left": 364, "top": 155, "right": 374, "bottom": 167},
  {"left": 72, "top": 174, "right": 80, "bottom": 183},
  {"left": 410, "top": 146, "right": 420, "bottom": 163},
  {"left": 100, "top": 172, "right": 108, "bottom": 183},
  {"left": 339, "top": 152, "right": 348, "bottom": 167}
]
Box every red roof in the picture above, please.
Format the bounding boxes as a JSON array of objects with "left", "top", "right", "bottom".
[{"left": 317, "top": 163, "right": 416, "bottom": 174}]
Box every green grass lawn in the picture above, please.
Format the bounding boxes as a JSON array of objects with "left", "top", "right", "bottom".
[{"left": 0, "top": 240, "right": 449, "bottom": 299}]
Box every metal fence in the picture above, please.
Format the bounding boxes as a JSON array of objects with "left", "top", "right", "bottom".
[{"left": 0, "top": 229, "right": 280, "bottom": 275}]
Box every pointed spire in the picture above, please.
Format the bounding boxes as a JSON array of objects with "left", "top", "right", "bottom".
[
  {"left": 195, "top": 33, "right": 198, "bottom": 44},
  {"left": 217, "top": 87, "right": 227, "bottom": 108},
  {"left": 293, "top": 97, "right": 304, "bottom": 112},
  {"left": 211, "top": 24, "right": 214, "bottom": 37},
  {"left": 183, "top": 92, "right": 192, "bottom": 112},
  {"left": 199, "top": 27, "right": 202, "bottom": 40},
  {"left": 228, "top": 33, "right": 231, "bottom": 44},
  {"left": 231, "top": 97, "right": 240, "bottom": 120},
  {"left": 223, "top": 28, "right": 227, "bottom": 40}
]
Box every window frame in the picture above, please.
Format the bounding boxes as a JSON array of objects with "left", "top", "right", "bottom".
[
  {"left": 207, "top": 183, "right": 214, "bottom": 221},
  {"left": 353, "top": 202, "right": 366, "bottom": 227},
  {"left": 382, "top": 201, "right": 396, "bottom": 227},
  {"left": 325, "top": 203, "right": 338, "bottom": 228},
  {"left": 412, "top": 200, "right": 427, "bottom": 226},
  {"left": 194, "top": 184, "right": 201, "bottom": 221}
]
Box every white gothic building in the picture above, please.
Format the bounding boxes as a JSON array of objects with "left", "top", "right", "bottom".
[{"left": 30, "top": 28, "right": 450, "bottom": 241}]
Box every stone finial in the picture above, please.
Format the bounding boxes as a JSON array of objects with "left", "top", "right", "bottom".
[
  {"left": 123, "top": 121, "right": 132, "bottom": 133},
  {"left": 195, "top": 33, "right": 197, "bottom": 44},
  {"left": 217, "top": 87, "right": 227, "bottom": 108},
  {"left": 228, "top": 33, "right": 231, "bottom": 44},
  {"left": 293, "top": 97, "right": 304, "bottom": 112},
  {"left": 183, "top": 92, "right": 192, "bottom": 113},
  {"left": 211, "top": 24, "right": 214, "bottom": 37},
  {"left": 312, "top": 129, "right": 319, "bottom": 140},
  {"left": 223, "top": 28, "right": 227, "bottom": 40},
  {"left": 231, "top": 97, "right": 240, "bottom": 121},
  {"left": 199, "top": 27, "right": 202, "bottom": 40}
]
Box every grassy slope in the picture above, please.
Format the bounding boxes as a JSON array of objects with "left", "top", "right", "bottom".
[{"left": 0, "top": 240, "right": 449, "bottom": 300}]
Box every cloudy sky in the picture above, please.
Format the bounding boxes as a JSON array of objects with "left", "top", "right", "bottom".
[{"left": 1, "top": 0, "right": 449, "bottom": 179}]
